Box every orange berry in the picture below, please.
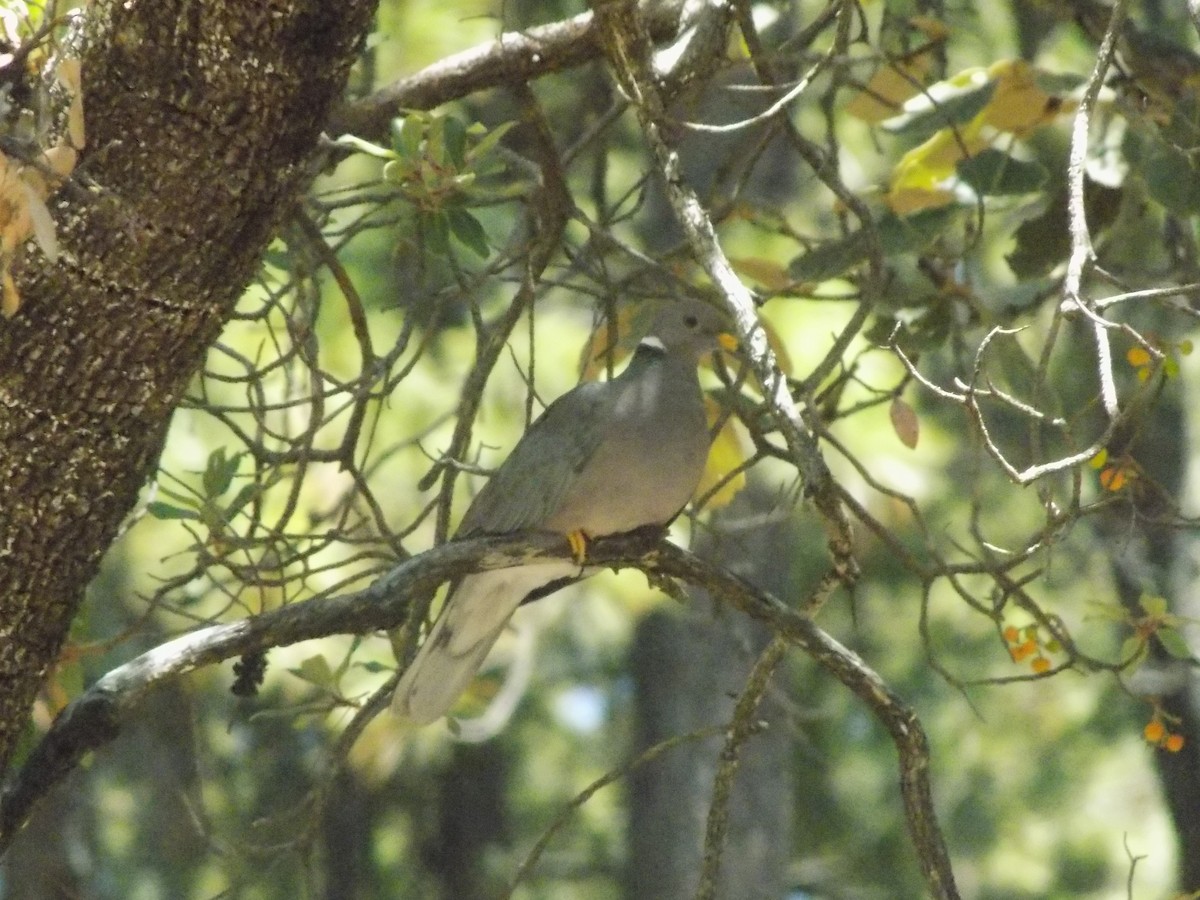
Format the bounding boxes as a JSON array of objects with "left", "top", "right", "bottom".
[
  {"left": 1144, "top": 720, "right": 1166, "bottom": 744},
  {"left": 1031, "top": 656, "right": 1051, "bottom": 674},
  {"left": 1165, "top": 734, "right": 1186, "bottom": 753},
  {"left": 1003, "top": 626, "right": 1019, "bottom": 643},
  {"left": 1010, "top": 639, "right": 1038, "bottom": 662},
  {"left": 1127, "top": 347, "right": 1152, "bottom": 368},
  {"left": 1100, "top": 467, "right": 1127, "bottom": 492}
]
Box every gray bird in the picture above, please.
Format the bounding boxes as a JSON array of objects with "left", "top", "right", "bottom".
[{"left": 392, "top": 299, "right": 735, "bottom": 724}]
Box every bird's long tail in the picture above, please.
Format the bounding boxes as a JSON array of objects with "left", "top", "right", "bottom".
[{"left": 392, "top": 562, "right": 575, "bottom": 724}]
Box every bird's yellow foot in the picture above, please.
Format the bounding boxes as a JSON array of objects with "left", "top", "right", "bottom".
[{"left": 566, "top": 530, "right": 589, "bottom": 566}]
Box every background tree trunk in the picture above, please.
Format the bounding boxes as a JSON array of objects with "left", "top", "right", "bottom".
[
  {"left": 627, "top": 488, "right": 797, "bottom": 899},
  {"left": 0, "top": 0, "right": 376, "bottom": 772}
]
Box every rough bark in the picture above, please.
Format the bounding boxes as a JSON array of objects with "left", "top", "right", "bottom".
[{"left": 0, "top": 0, "right": 376, "bottom": 774}]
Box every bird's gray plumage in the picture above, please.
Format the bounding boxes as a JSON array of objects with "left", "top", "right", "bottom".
[{"left": 392, "top": 300, "right": 731, "bottom": 724}]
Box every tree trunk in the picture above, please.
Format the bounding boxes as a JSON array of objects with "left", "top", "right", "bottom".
[
  {"left": 0, "top": 0, "right": 376, "bottom": 773},
  {"left": 627, "top": 488, "right": 795, "bottom": 899},
  {"left": 1103, "top": 391, "right": 1200, "bottom": 890}
]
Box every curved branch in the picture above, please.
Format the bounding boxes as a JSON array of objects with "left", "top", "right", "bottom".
[{"left": 1, "top": 528, "right": 955, "bottom": 893}]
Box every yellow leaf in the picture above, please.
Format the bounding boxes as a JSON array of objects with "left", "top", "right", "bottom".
[
  {"left": 1089, "top": 448, "right": 1108, "bottom": 469},
  {"left": 979, "top": 59, "right": 1074, "bottom": 137},
  {"left": 695, "top": 397, "right": 749, "bottom": 510},
  {"left": 885, "top": 121, "right": 986, "bottom": 213},
  {"left": 730, "top": 256, "right": 793, "bottom": 291},
  {"left": 846, "top": 56, "right": 933, "bottom": 124}
]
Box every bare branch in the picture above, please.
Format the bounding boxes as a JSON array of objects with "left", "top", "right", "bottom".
[
  {"left": 330, "top": 3, "right": 693, "bottom": 140},
  {"left": 1061, "top": 0, "right": 1131, "bottom": 419}
]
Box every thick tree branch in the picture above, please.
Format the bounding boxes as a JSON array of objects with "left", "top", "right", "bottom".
[
  {"left": 329, "top": 1, "right": 694, "bottom": 140},
  {"left": 1, "top": 528, "right": 952, "bottom": 890}
]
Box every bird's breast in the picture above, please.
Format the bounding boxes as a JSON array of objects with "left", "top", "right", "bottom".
[{"left": 545, "top": 368, "right": 709, "bottom": 537}]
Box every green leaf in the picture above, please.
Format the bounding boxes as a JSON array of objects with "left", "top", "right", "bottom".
[
  {"left": 393, "top": 113, "right": 426, "bottom": 160},
  {"left": 426, "top": 113, "right": 446, "bottom": 166},
  {"left": 956, "top": 149, "right": 1047, "bottom": 196},
  {"left": 1140, "top": 593, "right": 1170, "bottom": 618},
  {"left": 1141, "top": 137, "right": 1200, "bottom": 215},
  {"left": 1119, "top": 634, "right": 1148, "bottom": 667},
  {"left": 421, "top": 210, "right": 451, "bottom": 257},
  {"left": 1006, "top": 181, "right": 1122, "bottom": 278},
  {"left": 290, "top": 654, "right": 336, "bottom": 689},
  {"left": 789, "top": 207, "right": 958, "bottom": 282},
  {"left": 443, "top": 115, "right": 468, "bottom": 168},
  {"left": 1158, "top": 627, "right": 1194, "bottom": 660},
  {"left": 223, "top": 482, "right": 259, "bottom": 520},
  {"left": 357, "top": 660, "right": 392, "bottom": 674},
  {"left": 147, "top": 501, "right": 201, "bottom": 521},
  {"left": 446, "top": 206, "right": 489, "bottom": 258},
  {"left": 465, "top": 120, "right": 517, "bottom": 165},
  {"left": 203, "top": 448, "right": 242, "bottom": 498}
]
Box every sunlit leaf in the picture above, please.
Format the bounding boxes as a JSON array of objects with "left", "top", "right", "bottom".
[
  {"left": 19, "top": 180, "right": 57, "bottom": 261},
  {"left": 978, "top": 59, "right": 1073, "bottom": 136},
  {"left": 1, "top": 269, "right": 19, "bottom": 318},
  {"left": 1140, "top": 594, "right": 1169, "bottom": 619},
  {"left": 581, "top": 305, "right": 639, "bottom": 380},
  {"left": 845, "top": 56, "right": 932, "bottom": 125},
  {"left": 466, "top": 120, "right": 517, "bottom": 164}
]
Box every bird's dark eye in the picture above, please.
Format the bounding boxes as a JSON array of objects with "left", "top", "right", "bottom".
[{"left": 683, "top": 314, "right": 699, "bottom": 328}]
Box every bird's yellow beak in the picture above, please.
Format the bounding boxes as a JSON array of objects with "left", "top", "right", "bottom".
[{"left": 717, "top": 332, "right": 738, "bottom": 352}]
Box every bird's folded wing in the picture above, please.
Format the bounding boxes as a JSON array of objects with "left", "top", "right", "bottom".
[{"left": 459, "top": 380, "right": 612, "bottom": 535}]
